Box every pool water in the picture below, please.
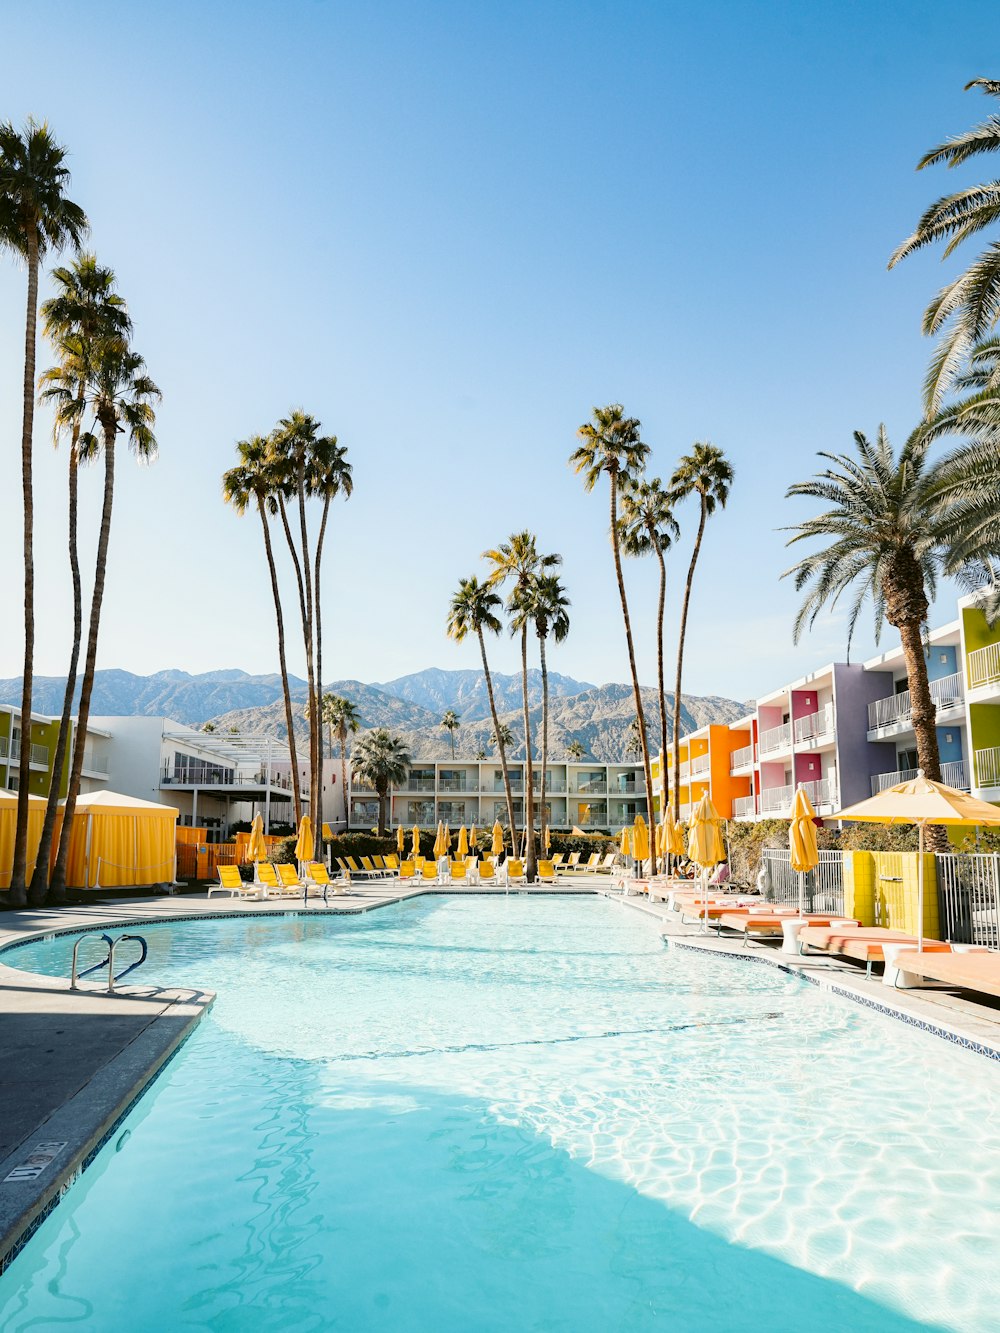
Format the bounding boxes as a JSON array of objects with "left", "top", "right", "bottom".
[{"left": 1, "top": 895, "right": 997, "bottom": 1331}]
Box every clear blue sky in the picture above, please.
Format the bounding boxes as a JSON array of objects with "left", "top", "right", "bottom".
[{"left": 1, "top": 0, "right": 996, "bottom": 701}]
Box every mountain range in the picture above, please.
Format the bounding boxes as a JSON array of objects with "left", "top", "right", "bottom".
[{"left": 0, "top": 666, "right": 747, "bottom": 760}]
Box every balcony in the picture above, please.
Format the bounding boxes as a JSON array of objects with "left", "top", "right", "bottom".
[
  {"left": 867, "top": 672, "right": 963, "bottom": 733},
  {"left": 968, "top": 641, "right": 1000, "bottom": 691},
  {"left": 759, "top": 783, "right": 794, "bottom": 815},
  {"left": 793, "top": 706, "right": 835, "bottom": 745},
  {"left": 572, "top": 781, "right": 608, "bottom": 795},
  {"left": 975, "top": 747, "right": 1000, "bottom": 789},
  {"left": 758, "top": 723, "right": 792, "bottom": 757},
  {"left": 730, "top": 744, "right": 754, "bottom": 773},
  {"left": 9, "top": 740, "right": 49, "bottom": 767},
  {"left": 439, "top": 779, "right": 477, "bottom": 792},
  {"left": 402, "top": 777, "right": 436, "bottom": 792},
  {"left": 81, "top": 752, "right": 110, "bottom": 775},
  {"left": 733, "top": 794, "right": 756, "bottom": 818},
  {"left": 800, "top": 778, "right": 836, "bottom": 809},
  {"left": 872, "top": 760, "right": 970, "bottom": 795},
  {"left": 689, "top": 754, "right": 710, "bottom": 776}
]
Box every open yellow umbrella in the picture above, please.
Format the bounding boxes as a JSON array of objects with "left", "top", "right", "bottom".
[
  {"left": 411, "top": 824, "right": 420, "bottom": 858},
  {"left": 688, "top": 795, "right": 725, "bottom": 931},
  {"left": 248, "top": 812, "right": 267, "bottom": 863},
  {"left": 789, "top": 785, "right": 819, "bottom": 915},
  {"left": 469, "top": 824, "right": 478, "bottom": 852},
  {"left": 491, "top": 821, "right": 504, "bottom": 856},
  {"left": 457, "top": 825, "right": 469, "bottom": 858},
  {"left": 835, "top": 772, "right": 1000, "bottom": 951},
  {"left": 295, "top": 815, "right": 314, "bottom": 865},
  {"left": 632, "top": 813, "right": 650, "bottom": 870}
]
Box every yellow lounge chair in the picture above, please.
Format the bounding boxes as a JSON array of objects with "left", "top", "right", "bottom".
[
  {"left": 550, "top": 853, "right": 565, "bottom": 870},
  {"left": 563, "top": 852, "right": 582, "bottom": 873},
  {"left": 384, "top": 854, "right": 399, "bottom": 870},
  {"left": 305, "top": 861, "right": 344, "bottom": 900},
  {"left": 506, "top": 859, "right": 526, "bottom": 885},
  {"left": 347, "top": 856, "right": 379, "bottom": 879},
  {"left": 272, "top": 863, "right": 304, "bottom": 896},
  {"left": 421, "top": 862, "right": 439, "bottom": 883},
  {"left": 537, "top": 860, "right": 555, "bottom": 884},
  {"left": 398, "top": 860, "right": 415, "bottom": 881},
  {"left": 477, "top": 858, "right": 496, "bottom": 884},
  {"left": 450, "top": 859, "right": 468, "bottom": 883},
  {"left": 255, "top": 862, "right": 282, "bottom": 896},
  {"left": 209, "top": 864, "right": 262, "bottom": 900}
]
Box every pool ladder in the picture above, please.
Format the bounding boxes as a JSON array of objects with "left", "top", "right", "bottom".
[{"left": 70, "top": 933, "right": 149, "bottom": 992}]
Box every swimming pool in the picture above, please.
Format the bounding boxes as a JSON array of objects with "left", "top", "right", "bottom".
[{"left": 0, "top": 894, "right": 996, "bottom": 1331}]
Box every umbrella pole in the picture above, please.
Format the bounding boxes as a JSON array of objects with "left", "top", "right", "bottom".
[
  {"left": 798, "top": 870, "right": 804, "bottom": 917},
  {"left": 918, "top": 820, "right": 925, "bottom": 953},
  {"left": 702, "top": 868, "right": 709, "bottom": 934}
]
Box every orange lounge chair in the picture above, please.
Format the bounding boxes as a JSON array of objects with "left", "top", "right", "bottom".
[
  {"left": 884, "top": 946, "right": 999, "bottom": 994},
  {"left": 716, "top": 909, "right": 858, "bottom": 945},
  {"left": 797, "top": 924, "right": 949, "bottom": 978}
]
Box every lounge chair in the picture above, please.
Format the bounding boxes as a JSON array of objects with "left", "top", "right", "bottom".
[
  {"left": 397, "top": 860, "right": 416, "bottom": 881},
  {"left": 384, "top": 854, "right": 399, "bottom": 871},
  {"left": 563, "top": 852, "right": 582, "bottom": 874},
  {"left": 209, "top": 864, "right": 262, "bottom": 900},
  {"left": 594, "top": 853, "right": 618, "bottom": 874},
  {"left": 421, "top": 863, "right": 439, "bottom": 884},
  {"left": 716, "top": 909, "right": 859, "bottom": 946},
  {"left": 884, "top": 946, "right": 1000, "bottom": 993},
  {"left": 372, "top": 855, "right": 386, "bottom": 870},
  {"left": 797, "top": 923, "right": 949, "bottom": 979},
  {"left": 537, "top": 860, "right": 555, "bottom": 884},
  {"left": 304, "top": 861, "right": 345, "bottom": 901},
  {"left": 550, "top": 853, "right": 565, "bottom": 870},
  {"left": 450, "top": 859, "right": 468, "bottom": 883},
  {"left": 254, "top": 863, "right": 285, "bottom": 897},
  {"left": 347, "top": 856, "right": 380, "bottom": 879},
  {"left": 272, "top": 863, "right": 304, "bottom": 896},
  {"left": 506, "top": 859, "right": 526, "bottom": 885},
  {"left": 477, "top": 858, "right": 496, "bottom": 884}
]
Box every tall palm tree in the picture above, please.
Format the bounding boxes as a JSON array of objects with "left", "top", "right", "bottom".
[
  {"left": 0, "top": 119, "right": 87, "bottom": 903},
  {"left": 447, "top": 577, "right": 518, "bottom": 841},
  {"left": 889, "top": 79, "right": 1000, "bottom": 412},
  {"left": 440, "top": 709, "right": 461, "bottom": 758},
  {"left": 483, "top": 533, "right": 561, "bottom": 879},
  {"left": 619, "top": 476, "right": 680, "bottom": 761},
  {"left": 323, "top": 694, "right": 360, "bottom": 828},
  {"left": 222, "top": 435, "right": 302, "bottom": 827},
  {"left": 351, "top": 730, "right": 410, "bottom": 835},
  {"left": 567, "top": 738, "right": 586, "bottom": 760},
  {"left": 511, "top": 572, "right": 569, "bottom": 856},
  {"left": 669, "top": 442, "right": 733, "bottom": 819},
  {"left": 30, "top": 259, "right": 131, "bottom": 902},
  {"left": 49, "top": 344, "right": 160, "bottom": 897},
  {"left": 784, "top": 425, "right": 1000, "bottom": 851},
  {"left": 570, "top": 405, "right": 655, "bottom": 870}
]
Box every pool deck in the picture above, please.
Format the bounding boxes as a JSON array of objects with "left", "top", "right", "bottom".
[{"left": 1, "top": 876, "right": 999, "bottom": 1268}]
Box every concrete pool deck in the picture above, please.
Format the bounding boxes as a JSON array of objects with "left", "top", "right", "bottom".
[{"left": 1, "top": 876, "right": 999, "bottom": 1267}]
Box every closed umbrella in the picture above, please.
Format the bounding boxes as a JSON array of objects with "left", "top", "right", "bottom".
[
  {"left": 295, "top": 815, "right": 314, "bottom": 867},
  {"left": 411, "top": 824, "right": 420, "bottom": 858},
  {"left": 632, "top": 813, "right": 650, "bottom": 875},
  {"left": 433, "top": 822, "right": 446, "bottom": 859},
  {"left": 491, "top": 821, "right": 504, "bottom": 857},
  {"left": 443, "top": 823, "right": 451, "bottom": 854},
  {"left": 469, "top": 824, "right": 478, "bottom": 852},
  {"left": 248, "top": 813, "right": 267, "bottom": 863},
  {"left": 789, "top": 785, "right": 819, "bottom": 916},
  {"left": 396, "top": 824, "right": 405, "bottom": 858},
  {"left": 620, "top": 826, "right": 632, "bottom": 859},
  {"left": 665, "top": 806, "right": 685, "bottom": 860},
  {"left": 544, "top": 824, "right": 551, "bottom": 852},
  {"left": 688, "top": 795, "right": 725, "bottom": 931},
  {"left": 457, "top": 825, "right": 469, "bottom": 858},
  {"left": 835, "top": 772, "right": 1000, "bottom": 951}
]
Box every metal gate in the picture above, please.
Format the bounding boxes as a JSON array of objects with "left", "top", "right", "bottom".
[
  {"left": 935, "top": 853, "right": 1000, "bottom": 948},
  {"left": 759, "top": 848, "right": 844, "bottom": 915}
]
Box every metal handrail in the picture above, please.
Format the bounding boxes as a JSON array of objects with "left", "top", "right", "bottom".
[{"left": 71, "top": 932, "right": 148, "bottom": 991}]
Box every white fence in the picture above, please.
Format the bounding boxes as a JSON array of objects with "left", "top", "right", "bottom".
[
  {"left": 759, "top": 848, "right": 844, "bottom": 915},
  {"left": 935, "top": 853, "right": 1000, "bottom": 948},
  {"left": 967, "top": 641, "right": 1000, "bottom": 691}
]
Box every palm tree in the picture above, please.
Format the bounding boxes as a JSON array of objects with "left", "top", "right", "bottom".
[
  {"left": 49, "top": 343, "right": 160, "bottom": 897},
  {"left": 475, "top": 746, "right": 487, "bottom": 760},
  {"left": 222, "top": 436, "right": 302, "bottom": 826},
  {"left": 323, "top": 694, "right": 360, "bottom": 828},
  {"left": 511, "top": 572, "right": 569, "bottom": 856},
  {"left": 567, "top": 738, "right": 586, "bottom": 760},
  {"left": 889, "top": 79, "right": 1000, "bottom": 412},
  {"left": 619, "top": 476, "right": 680, "bottom": 760},
  {"left": 784, "top": 425, "right": 1000, "bottom": 851},
  {"left": 483, "top": 533, "right": 561, "bottom": 879},
  {"left": 625, "top": 717, "right": 643, "bottom": 757},
  {"left": 447, "top": 577, "right": 518, "bottom": 841},
  {"left": 440, "top": 709, "right": 461, "bottom": 758},
  {"left": 351, "top": 729, "right": 410, "bottom": 835},
  {"left": 30, "top": 258, "right": 131, "bottom": 902},
  {"left": 571, "top": 405, "right": 655, "bottom": 870},
  {"left": 0, "top": 119, "right": 87, "bottom": 903},
  {"left": 669, "top": 442, "right": 733, "bottom": 819}
]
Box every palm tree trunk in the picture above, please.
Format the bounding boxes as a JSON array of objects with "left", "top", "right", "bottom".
[
  {"left": 377, "top": 785, "right": 387, "bottom": 836},
  {"left": 520, "top": 624, "right": 536, "bottom": 880},
  {"left": 539, "top": 629, "right": 549, "bottom": 860},
  {"left": 276, "top": 493, "right": 310, "bottom": 818},
  {"left": 339, "top": 728, "right": 350, "bottom": 830},
  {"left": 898, "top": 618, "right": 948, "bottom": 852},
  {"left": 313, "top": 495, "right": 331, "bottom": 847},
  {"left": 478, "top": 630, "right": 517, "bottom": 846},
  {"left": 655, "top": 546, "right": 668, "bottom": 768},
  {"left": 295, "top": 461, "right": 319, "bottom": 837},
  {"left": 51, "top": 422, "right": 116, "bottom": 895},
  {"left": 257, "top": 499, "right": 301, "bottom": 826},
  {"left": 30, "top": 426, "right": 83, "bottom": 904},
  {"left": 450, "top": 729, "right": 455, "bottom": 759},
  {"left": 610, "top": 475, "right": 657, "bottom": 874},
  {"left": 11, "top": 228, "right": 40, "bottom": 905},
  {"left": 673, "top": 498, "right": 707, "bottom": 822}
]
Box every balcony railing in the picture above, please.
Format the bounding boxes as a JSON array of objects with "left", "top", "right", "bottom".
[
  {"left": 402, "top": 777, "right": 436, "bottom": 792},
  {"left": 9, "top": 740, "right": 49, "bottom": 766},
  {"left": 867, "top": 672, "right": 963, "bottom": 732},
  {"left": 793, "top": 706, "right": 835, "bottom": 745},
  {"left": 438, "top": 779, "right": 477, "bottom": 792},
  {"left": 163, "top": 765, "right": 300, "bottom": 792},
  {"left": 760, "top": 783, "right": 794, "bottom": 815},
  {"left": 975, "top": 747, "right": 1000, "bottom": 789},
  {"left": 572, "top": 781, "right": 608, "bottom": 795},
  {"left": 730, "top": 744, "right": 754, "bottom": 772},
  {"left": 871, "top": 760, "right": 969, "bottom": 795},
  {"left": 733, "top": 794, "right": 757, "bottom": 818},
  {"left": 800, "top": 778, "right": 836, "bottom": 809},
  {"left": 758, "top": 723, "right": 792, "bottom": 756},
  {"left": 968, "top": 641, "right": 1000, "bottom": 690},
  {"left": 81, "top": 752, "right": 110, "bottom": 774},
  {"left": 689, "top": 754, "right": 710, "bottom": 775}
]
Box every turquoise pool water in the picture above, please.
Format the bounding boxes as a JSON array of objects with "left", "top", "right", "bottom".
[{"left": 0, "top": 895, "right": 997, "bottom": 1331}]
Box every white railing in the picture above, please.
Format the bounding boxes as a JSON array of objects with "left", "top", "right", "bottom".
[
  {"left": 733, "top": 794, "right": 756, "bottom": 818},
  {"left": 801, "top": 778, "right": 836, "bottom": 808},
  {"left": 968, "top": 641, "right": 1000, "bottom": 691},
  {"left": 936, "top": 853, "right": 1000, "bottom": 948},
  {"left": 760, "top": 783, "right": 794, "bottom": 815},
  {"left": 689, "top": 753, "right": 710, "bottom": 775},
  {"left": 758, "top": 722, "right": 791, "bottom": 756},
  {"left": 82, "top": 752, "right": 110, "bottom": 774},
  {"left": 10, "top": 741, "right": 49, "bottom": 766},
  {"left": 793, "top": 705, "right": 835, "bottom": 744},
  {"left": 0, "top": 737, "right": 7, "bottom": 760},
  {"left": 871, "top": 760, "right": 969, "bottom": 795},
  {"left": 867, "top": 672, "right": 964, "bottom": 731},
  {"left": 730, "top": 744, "right": 753, "bottom": 771},
  {"left": 975, "top": 746, "right": 1000, "bottom": 789},
  {"left": 760, "top": 848, "right": 844, "bottom": 915}
]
